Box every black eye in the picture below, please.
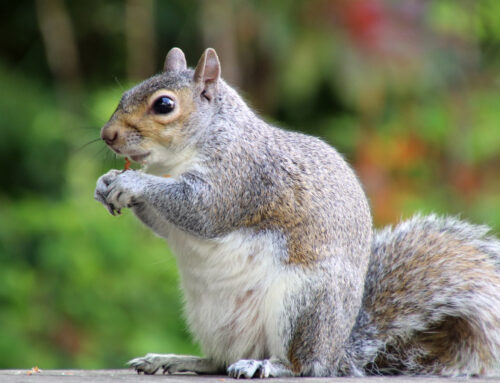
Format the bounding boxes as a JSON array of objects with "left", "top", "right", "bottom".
[{"left": 152, "top": 96, "right": 175, "bottom": 114}]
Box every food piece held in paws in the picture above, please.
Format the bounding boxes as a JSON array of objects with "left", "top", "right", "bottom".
[{"left": 124, "top": 157, "right": 131, "bottom": 171}]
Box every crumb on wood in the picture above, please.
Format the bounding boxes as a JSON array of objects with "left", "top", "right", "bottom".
[{"left": 27, "top": 366, "right": 41, "bottom": 375}]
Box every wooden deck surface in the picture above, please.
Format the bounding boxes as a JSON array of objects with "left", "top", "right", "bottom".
[{"left": 1, "top": 370, "right": 499, "bottom": 382}]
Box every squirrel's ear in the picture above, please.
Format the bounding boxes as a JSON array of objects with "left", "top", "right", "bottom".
[
  {"left": 163, "top": 47, "right": 187, "bottom": 72},
  {"left": 193, "top": 48, "right": 220, "bottom": 101}
]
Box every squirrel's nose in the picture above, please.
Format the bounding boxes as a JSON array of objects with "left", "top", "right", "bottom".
[{"left": 102, "top": 128, "right": 118, "bottom": 146}]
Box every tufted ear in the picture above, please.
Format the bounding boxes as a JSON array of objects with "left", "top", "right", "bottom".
[
  {"left": 193, "top": 48, "right": 220, "bottom": 101},
  {"left": 163, "top": 47, "right": 187, "bottom": 72}
]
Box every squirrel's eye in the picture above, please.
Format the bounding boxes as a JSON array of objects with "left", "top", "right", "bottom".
[{"left": 152, "top": 96, "right": 175, "bottom": 114}]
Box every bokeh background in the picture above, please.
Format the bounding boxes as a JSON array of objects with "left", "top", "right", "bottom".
[{"left": 1, "top": 0, "right": 499, "bottom": 369}]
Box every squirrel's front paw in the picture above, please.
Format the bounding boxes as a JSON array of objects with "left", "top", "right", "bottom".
[
  {"left": 94, "top": 169, "right": 146, "bottom": 215},
  {"left": 94, "top": 169, "right": 121, "bottom": 215},
  {"left": 128, "top": 353, "right": 165, "bottom": 375}
]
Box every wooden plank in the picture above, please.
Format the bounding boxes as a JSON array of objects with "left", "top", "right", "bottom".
[{"left": 0, "top": 370, "right": 499, "bottom": 383}]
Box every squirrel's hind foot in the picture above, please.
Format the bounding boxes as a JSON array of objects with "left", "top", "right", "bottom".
[{"left": 227, "top": 359, "right": 293, "bottom": 379}]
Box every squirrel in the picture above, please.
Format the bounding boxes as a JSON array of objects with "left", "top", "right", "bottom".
[{"left": 94, "top": 47, "right": 500, "bottom": 378}]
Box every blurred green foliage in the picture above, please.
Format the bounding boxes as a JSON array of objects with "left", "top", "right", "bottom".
[
  {"left": 0, "top": 0, "right": 499, "bottom": 369},
  {"left": 0, "top": 64, "right": 198, "bottom": 368}
]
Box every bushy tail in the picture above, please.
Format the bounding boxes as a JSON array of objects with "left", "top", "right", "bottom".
[{"left": 345, "top": 215, "right": 500, "bottom": 377}]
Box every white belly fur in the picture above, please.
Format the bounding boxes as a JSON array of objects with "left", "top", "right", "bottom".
[{"left": 164, "top": 225, "right": 304, "bottom": 365}]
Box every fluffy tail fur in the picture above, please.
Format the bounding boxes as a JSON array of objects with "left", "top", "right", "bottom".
[{"left": 345, "top": 215, "right": 500, "bottom": 377}]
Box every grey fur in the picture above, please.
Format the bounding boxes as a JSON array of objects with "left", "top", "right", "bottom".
[
  {"left": 343, "top": 215, "right": 500, "bottom": 376},
  {"left": 95, "top": 48, "right": 500, "bottom": 378}
]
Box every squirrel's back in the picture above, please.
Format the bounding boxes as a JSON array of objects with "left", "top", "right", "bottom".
[{"left": 198, "top": 94, "right": 373, "bottom": 265}]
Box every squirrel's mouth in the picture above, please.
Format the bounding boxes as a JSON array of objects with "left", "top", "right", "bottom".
[{"left": 129, "top": 152, "right": 151, "bottom": 163}]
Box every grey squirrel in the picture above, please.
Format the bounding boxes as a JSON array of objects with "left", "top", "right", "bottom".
[{"left": 94, "top": 47, "right": 500, "bottom": 378}]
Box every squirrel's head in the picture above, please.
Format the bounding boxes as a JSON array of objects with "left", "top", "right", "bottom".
[{"left": 101, "top": 47, "right": 221, "bottom": 171}]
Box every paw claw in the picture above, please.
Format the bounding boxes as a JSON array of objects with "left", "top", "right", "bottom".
[
  {"left": 128, "top": 355, "right": 160, "bottom": 375},
  {"left": 227, "top": 359, "right": 261, "bottom": 379}
]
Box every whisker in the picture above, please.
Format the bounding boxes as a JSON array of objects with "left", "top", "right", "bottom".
[
  {"left": 113, "top": 153, "right": 119, "bottom": 168},
  {"left": 94, "top": 145, "right": 111, "bottom": 162},
  {"left": 148, "top": 258, "right": 170, "bottom": 266},
  {"left": 114, "top": 76, "right": 124, "bottom": 90},
  {"left": 72, "top": 138, "right": 102, "bottom": 154},
  {"left": 67, "top": 124, "right": 102, "bottom": 150}
]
